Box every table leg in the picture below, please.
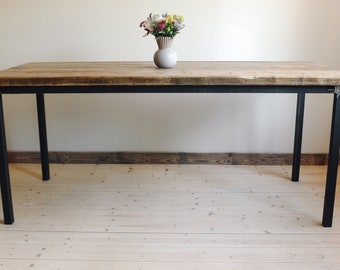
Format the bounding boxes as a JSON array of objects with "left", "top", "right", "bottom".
[
  {"left": 322, "top": 91, "right": 340, "bottom": 227},
  {"left": 36, "top": 94, "right": 50, "bottom": 181},
  {"left": 292, "top": 93, "right": 305, "bottom": 182},
  {"left": 0, "top": 94, "right": 14, "bottom": 224}
]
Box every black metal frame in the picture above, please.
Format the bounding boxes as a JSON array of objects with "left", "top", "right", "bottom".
[
  {"left": 0, "top": 84, "right": 338, "bottom": 226},
  {"left": 0, "top": 85, "right": 335, "bottom": 94},
  {"left": 292, "top": 93, "right": 305, "bottom": 182}
]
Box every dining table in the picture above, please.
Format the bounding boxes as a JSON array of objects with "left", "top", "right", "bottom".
[{"left": 0, "top": 61, "right": 340, "bottom": 227}]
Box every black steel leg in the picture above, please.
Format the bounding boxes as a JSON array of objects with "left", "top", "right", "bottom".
[
  {"left": 322, "top": 91, "right": 340, "bottom": 227},
  {"left": 0, "top": 94, "right": 14, "bottom": 224},
  {"left": 36, "top": 94, "right": 50, "bottom": 181},
  {"left": 292, "top": 93, "right": 305, "bottom": 182}
]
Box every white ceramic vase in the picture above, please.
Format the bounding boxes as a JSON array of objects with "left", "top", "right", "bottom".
[{"left": 153, "top": 37, "right": 177, "bottom": 68}]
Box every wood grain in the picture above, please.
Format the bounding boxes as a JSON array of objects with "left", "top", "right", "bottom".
[
  {"left": 8, "top": 151, "right": 329, "bottom": 165},
  {"left": 1, "top": 164, "right": 339, "bottom": 269},
  {"left": 1, "top": 61, "right": 340, "bottom": 86}
]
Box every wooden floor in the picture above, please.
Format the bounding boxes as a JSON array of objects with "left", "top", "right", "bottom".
[{"left": 1, "top": 164, "right": 340, "bottom": 270}]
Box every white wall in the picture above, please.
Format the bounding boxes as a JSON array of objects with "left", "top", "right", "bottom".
[{"left": 1, "top": 0, "right": 340, "bottom": 153}]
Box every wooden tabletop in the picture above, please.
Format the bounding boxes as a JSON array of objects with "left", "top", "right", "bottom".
[{"left": 1, "top": 61, "right": 340, "bottom": 87}]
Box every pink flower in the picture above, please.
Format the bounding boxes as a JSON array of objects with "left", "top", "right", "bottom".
[{"left": 157, "top": 21, "right": 166, "bottom": 30}]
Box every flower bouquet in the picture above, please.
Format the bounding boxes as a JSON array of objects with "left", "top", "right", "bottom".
[{"left": 140, "top": 13, "right": 185, "bottom": 38}]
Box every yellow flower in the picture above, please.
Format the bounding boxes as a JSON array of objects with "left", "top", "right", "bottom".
[{"left": 166, "top": 14, "right": 174, "bottom": 23}]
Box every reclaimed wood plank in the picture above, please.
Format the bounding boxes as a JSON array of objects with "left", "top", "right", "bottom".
[
  {"left": 7, "top": 151, "right": 329, "bottom": 165},
  {"left": 1, "top": 61, "right": 340, "bottom": 87}
]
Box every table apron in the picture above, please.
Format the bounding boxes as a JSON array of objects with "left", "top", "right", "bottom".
[{"left": 0, "top": 85, "right": 336, "bottom": 94}]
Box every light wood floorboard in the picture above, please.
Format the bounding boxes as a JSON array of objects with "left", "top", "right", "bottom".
[{"left": 1, "top": 164, "right": 340, "bottom": 269}]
